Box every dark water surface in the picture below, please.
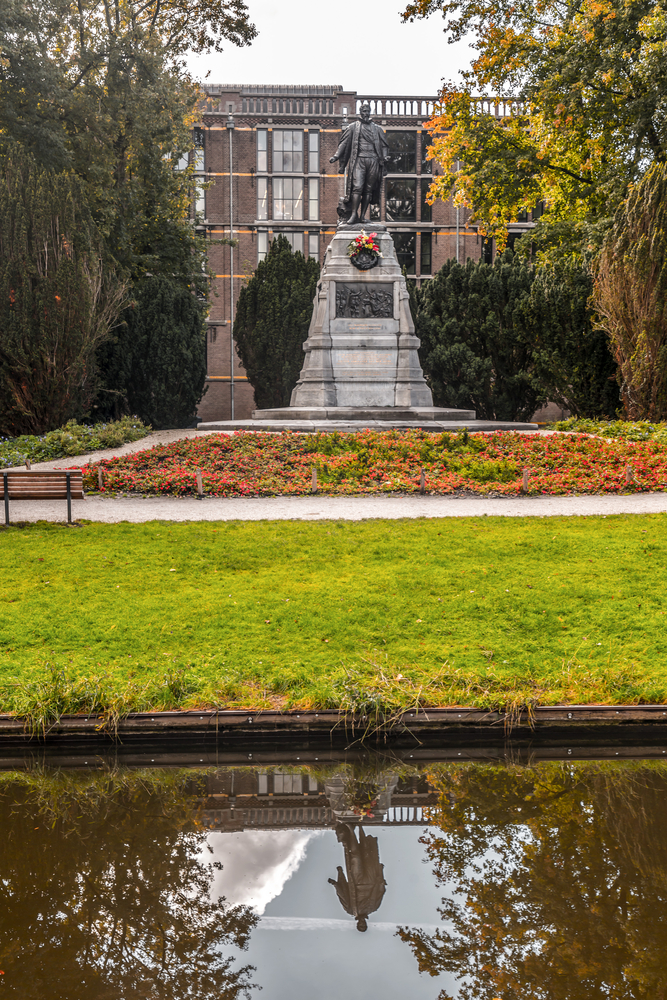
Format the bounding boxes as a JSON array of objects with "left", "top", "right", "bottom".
[{"left": 2, "top": 756, "right": 667, "bottom": 998}]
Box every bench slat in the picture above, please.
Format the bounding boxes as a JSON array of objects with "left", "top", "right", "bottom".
[{"left": 0, "top": 471, "right": 84, "bottom": 501}]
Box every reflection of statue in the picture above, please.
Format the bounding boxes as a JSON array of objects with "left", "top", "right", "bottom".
[
  {"left": 328, "top": 823, "right": 387, "bottom": 931},
  {"left": 330, "top": 103, "right": 390, "bottom": 225}
]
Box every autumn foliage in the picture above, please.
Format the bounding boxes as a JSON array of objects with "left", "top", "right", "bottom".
[{"left": 404, "top": 0, "right": 667, "bottom": 254}]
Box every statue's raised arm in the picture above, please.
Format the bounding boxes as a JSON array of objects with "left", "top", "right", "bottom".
[{"left": 332, "top": 103, "right": 389, "bottom": 226}]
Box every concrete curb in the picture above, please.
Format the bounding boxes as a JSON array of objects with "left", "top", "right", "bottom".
[{"left": 2, "top": 703, "right": 667, "bottom": 743}]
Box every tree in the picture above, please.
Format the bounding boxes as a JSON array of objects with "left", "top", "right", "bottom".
[
  {"left": 402, "top": 0, "right": 667, "bottom": 256},
  {"left": 593, "top": 163, "right": 667, "bottom": 420},
  {"left": 416, "top": 251, "right": 546, "bottom": 421},
  {"left": 398, "top": 762, "right": 667, "bottom": 1000},
  {"left": 234, "top": 237, "right": 320, "bottom": 410},
  {"left": 96, "top": 276, "right": 207, "bottom": 428},
  {"left": 0, "top": 0, "right": 256, "bottom": 283},
  {"left": 521, "top": 262, "right": 620, "bottom": 418},
  {"left": 0, "top": 149, "right": 126, "bottom": 436}
]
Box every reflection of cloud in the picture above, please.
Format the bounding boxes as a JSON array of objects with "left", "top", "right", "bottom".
[
  {"left": 207, "top": 830, "right": 321, "bottom": 914},
  {"left": 259, "top": 917, "right": 444, "bottom": 933}
]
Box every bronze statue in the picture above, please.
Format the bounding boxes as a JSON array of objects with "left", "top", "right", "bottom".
[
  {"left": 328, "top": 823, "right": 387, "bottom": 931},
  {"left": 330, "top": 103, "right": 390, "bottom": 225}
]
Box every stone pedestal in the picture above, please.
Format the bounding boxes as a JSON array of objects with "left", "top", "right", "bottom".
[{"left": 288, "top": 226, "right": 433, "bottom": 409}]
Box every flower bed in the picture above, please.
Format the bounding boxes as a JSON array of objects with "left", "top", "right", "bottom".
[{"left": 82, "top": 429, "right": 667, "bottom": 496}]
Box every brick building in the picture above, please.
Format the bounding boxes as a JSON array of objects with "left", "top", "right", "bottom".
[{"left": 192, "top": 84, "right": 533, "bottom": 422}]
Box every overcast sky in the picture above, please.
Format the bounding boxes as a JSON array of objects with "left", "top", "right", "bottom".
[{"left": 185, "top": 0, "right": 474, "bottom": 96}]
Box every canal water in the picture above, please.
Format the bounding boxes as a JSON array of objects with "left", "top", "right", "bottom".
[{"left": 2, "top": 755, "right": 666, "bottom": 997}]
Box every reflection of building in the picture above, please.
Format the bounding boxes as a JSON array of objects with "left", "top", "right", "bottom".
[
  {"left": 198, "top": 770, "right": 438, "bottom": 832},
  {"left": 191, "top": 86, "right": 537, "bottom": 421}
]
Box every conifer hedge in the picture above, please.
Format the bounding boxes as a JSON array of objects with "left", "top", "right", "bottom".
[{"left": 234, "top": 236, "right": 320, "bottom": 410}]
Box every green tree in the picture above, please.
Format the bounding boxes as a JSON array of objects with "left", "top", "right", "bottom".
[
  {"left": 521, "top": 261, "right": 620, "bottom": 418},
  {"left": 96, "top": 275, "right": 207, "bottom": 428},
  {"left": 234, "top": 236, "right": 320, "bottom": 409},
  {"left": 403, "top": 0, "right": 667, "bottom": 257},
  {"left": 416, "top": 251, "right": 546, "bottom": 421},
  {"left": 0, "top": 148, "right": 126, "bottom": 436},
  {"left": 594, "top": 163, "right": 667, "bottom": 420},
  {"left": 0, "top": 0, "right": 256, "bottom": 283}
]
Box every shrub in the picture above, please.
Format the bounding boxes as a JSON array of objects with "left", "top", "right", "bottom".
[
  {"left": 523, "top": 262, "right": 620, "bottom": 418},
  {"left": 234, "top": 236, "right": 320, "bottom": 409},
  {"left": 96, "top": 276, "right": 207, "bottom": 429},
  {"left": 0, "top": 416, "right": 149, "bottom": 468},
  {"left": 416, "top": 251, "right": 546, "bottom": 421}
]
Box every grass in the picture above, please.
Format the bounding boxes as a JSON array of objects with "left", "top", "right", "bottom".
[{"left": 1, "top": 515, "right": 666, "bottom": 721}]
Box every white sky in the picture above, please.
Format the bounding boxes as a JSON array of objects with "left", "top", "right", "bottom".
[{"left": 185, "top": 0, "right": 474, "bottom": 96}]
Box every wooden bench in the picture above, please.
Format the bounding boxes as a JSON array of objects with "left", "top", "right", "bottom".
[{"left": 1, "top": 470, "right": 84, "bottom": 524}]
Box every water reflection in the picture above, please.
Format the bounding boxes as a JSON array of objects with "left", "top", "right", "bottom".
[
  {"left": 399, "top": 762, "right": 667, "bottom": 999},
  {"left": 2, "top": 759, "right": 667, "bottom": 998},
  {"left": 0, "top": 770, "right": 257, "bottom": 998}
]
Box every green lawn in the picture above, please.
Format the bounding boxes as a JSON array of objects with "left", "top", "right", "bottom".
[{"left": 1, "top": 515, "right": 666, "bottom": 719}]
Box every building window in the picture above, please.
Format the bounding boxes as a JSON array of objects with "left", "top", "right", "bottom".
[
  {"left": 308, "top": 177, "right": 319, "bottom": 220},
  {"left": 257, "top": 177, "right": 268, "bottom": 220},
  {"left": 274, "top": 177, "right": 303, "bottom": 220},
  {"left": 386, "top": 179, "right": 416, "bottom": 221},
  {"left": 421, "top": 178, "right": 432, "bottom": 222},
  {"left": 386, "top": 131, "right": 416, "bottom": 173},
  {"left": 393, "top": 232, "right": 416, "bottom": 274},
  {"left": 193, "top": 135, "right": 205, "bottom": 218},
  {"left": 273, "top": 130, "right": 303, "bottom": 172},
  {"left": 273, "top": 772, "right": 303, "bottom": 794},
  {"left": 421, "top": 131, "right": 433, "bottom": 173},
  {"left": 532, "top": 200, "right": 546, "bottom": 220},
  {"left": 175, "top": 152, "right": 189, "bottom": 171},
  {"left": 308, "top": 233, "right": 319, "bottom": 260},
  {"left": 309, "top": 131, "right": 320, "bottom": 172},
  {"left": 282, "top": 232, "right": 304, "bottom": 255},
  {"left": 257, "top": 129, "right": 268, "bottom": 172},
  {"left": 420, "top": 232, "right": 432, "bottom": 274},
  {"left": 258, "top": 231, "right": 268, "bottom": 261}
]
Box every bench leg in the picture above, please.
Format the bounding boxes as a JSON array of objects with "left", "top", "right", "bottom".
[
  {"left": 66, "top": 472, "right": 72, "bottom": 523},
  {"left": 3, "top": 473, "right": 8, "bottom": 525}
]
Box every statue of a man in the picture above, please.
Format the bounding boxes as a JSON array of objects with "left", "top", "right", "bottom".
[
  {"left": 330, "top": 102, "right": 390, "bottom": 225},
  {"left": 328, "top": 823, "right": 387, "bottom": 932}
]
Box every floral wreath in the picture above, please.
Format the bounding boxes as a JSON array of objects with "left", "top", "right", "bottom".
[{"left": 347, "top": 230, "right": 383, "bottom": 260}]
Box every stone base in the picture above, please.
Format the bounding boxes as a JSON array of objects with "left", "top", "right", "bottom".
[
  {"left": 289, "top": 227, "right": 434, "bottom": 410},
  {"left": 197, "top": 418, "right": 539, "bottom": 433},
  {"left": 252, "top": 406, "right": 476, "bottom": 421}
]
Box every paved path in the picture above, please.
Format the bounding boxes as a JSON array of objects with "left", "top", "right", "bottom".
[{"left": 5, "top": 492, "right": 667, "bottom": 523}]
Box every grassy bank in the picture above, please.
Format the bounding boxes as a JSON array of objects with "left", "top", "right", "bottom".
[{"left": 1, "top": 515, "right": 666, "bottom": 722}]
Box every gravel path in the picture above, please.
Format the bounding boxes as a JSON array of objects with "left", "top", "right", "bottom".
[{"left": 5, "top": 491, "right": 667, "bottom": 523}]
